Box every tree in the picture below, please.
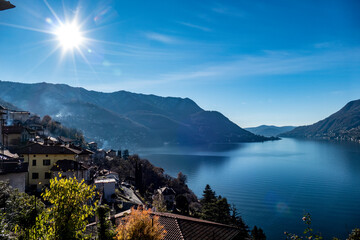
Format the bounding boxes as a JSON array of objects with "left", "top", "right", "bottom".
[
  {"left": 41, "top": 115, "right": 52, "bottom": 126},
  {"left": 0, "top": 181, "right": 11, "bottom": 208},
  {"left": 175, "top": 194, "right": 189, "bottom": 215},
  {"left": 285, "top": 213, "right": 359, "bottom": 240},
  {"left": 251, "top": 226, "right": 266, "bottom": 240},
  {"left": 347, "top": 228, "right": 360, "bottom": 240},
  {"left": 200, "top": 186, "right": 232, "bottom": 224},
  {"left": 114, "top": 207, "right": 166, "bottom": 240},
  {"left": 201, "top": 184, "right": 216, "bottom": 205},
  {"left": 0, "top": 212, "right": 10, "bottom": 240},
  {"left": 7, "top": 191, "right": 44, "bottom": 239},
  {"left": 177, "top": 172, "right": 187, "bottom": 185},
  {"left": 231, "top": 204, "right": 249, "bottom": 238},
  {"left": 152, "top": 194, "right": 167, "bottom": 212},
  {"left": 123, "top": 150, "right": 129, "bottom": 160},
  {"left": 32, "top": 175, "right": 97, "bottom": 240},
  {"left": 96, "top": 205, "right": 115, "bottom": 240},
  {"left": 199, "top": 184, "right": 250, "bottom": 238},
  {"left": 0, "top": 181, "right": 44, "bottom": 239}
]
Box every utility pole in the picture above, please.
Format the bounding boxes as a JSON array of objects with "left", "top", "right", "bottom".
[
  {"left": 0, "top": 106, "right": 5, "bottom": 173},
  {"left": 0, "top": 106, "right": 6, "bottom": 156}
]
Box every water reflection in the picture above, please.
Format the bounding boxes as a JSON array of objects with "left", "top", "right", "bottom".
[
  {"left": 139, "top": 138, "right": 360, "bottom": 240},
  {"left": 139, "top": 153, "right": 230, "bottom": 177}
]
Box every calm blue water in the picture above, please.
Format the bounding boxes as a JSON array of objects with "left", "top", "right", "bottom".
[{"left": 138, "top": 138, "right": 360, "bottom": 240}]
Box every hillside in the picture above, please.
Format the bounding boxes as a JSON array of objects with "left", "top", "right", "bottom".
[
  {"left": 0, "top": 97, "right": 21, "bottom": 111},
  {"left": 245, "top": 125, "right": 295, "bottom": 137},
  {"left": 280, "top": 99, "right": 360, "bottom": 143},
  {"left": 0, "top": 81, "right": 269, "bottom": 149}
]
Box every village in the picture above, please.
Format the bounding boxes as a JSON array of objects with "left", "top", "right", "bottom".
[{"left": 0, "top": 105, "right": 250, "bottom": 240}]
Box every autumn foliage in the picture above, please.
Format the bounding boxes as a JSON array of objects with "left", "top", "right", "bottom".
[{"left": 114, "top": 207, "right": 166, "bottom": 240}]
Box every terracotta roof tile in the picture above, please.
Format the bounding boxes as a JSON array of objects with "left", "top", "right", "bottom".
[
  {"left": 157, "top": 215, "right": 184, "bottom": 240},
  {"left": 91, "top": 210, "right": 244, "bottom": 240},
  {"left": 151, "top": 212, "right": 243, "bottom": 240}
]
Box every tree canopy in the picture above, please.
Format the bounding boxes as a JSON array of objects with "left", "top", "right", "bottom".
[
  {"left": 115, "top": 207, "right": 166, "bottom": 240},
  {"left": 200, "top": 184, "right": 250, "bottom": 239},
  {"left": 32, "top": 176, "right": 97, "bottom": 240}
]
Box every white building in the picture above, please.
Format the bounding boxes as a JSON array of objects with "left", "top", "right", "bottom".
[
  {"left": 95, "top": 178, "right": 116, "bottom": 202},
  {"left": 0, "top": 159, "right": 28, "bottom": 192}
]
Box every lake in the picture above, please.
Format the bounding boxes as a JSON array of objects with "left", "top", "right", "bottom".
[{"left": 138, "top": 138, "right": 360, "bottom": 240}]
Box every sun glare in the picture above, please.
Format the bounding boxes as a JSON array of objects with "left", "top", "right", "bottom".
[{"left": 55, "top": 22, "right": 83, "bottom": 50}]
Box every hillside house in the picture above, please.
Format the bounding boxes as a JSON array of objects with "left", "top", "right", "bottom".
[
  {"left": 94, "top": 149, "right": 106, "bottom": 159},
  {"left": 2, "top": 125, "right": 36, "bottom": 148},
  {"left": 2, "top": 125, "right": 22, "bottom": 147},
  {"left": 51, "top": 159, "right": 90, "bottom": 182},
  {"left": 0, "top": 106, "right": 6, "bottom": 145},
  {"left": 155, "top": 187, "right": 176, "bottom": 209},
  {"left": 6, "top": 110, "right": 30, "bottom": 125},
  {"left": 98, "top": 169, "right": 119, "bottom": 183},
  {"left": 88, "top": 142, "right": 98, "bottom": 151},
  {"left": 95, "top": 178, "right": 116, "bottom": 202},
  {"left": 58, "top": 136, "right": 75, "bottom": 145},
  {"left": 0, "top": 155, "right": 28, "bottom": 192},
  {"left": 16, "top": 142, "right": 81, "bottom": 191},
  {"left": 106, "top": 149, "right": 117, "bottom": 158}
]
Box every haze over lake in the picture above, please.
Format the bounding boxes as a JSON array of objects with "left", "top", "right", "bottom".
[{"left": 139, "top": 138, "right": 360, "bottom": 240}]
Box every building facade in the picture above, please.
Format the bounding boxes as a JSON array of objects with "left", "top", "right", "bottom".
[{"left": 16, "top": 142, "right": 81, "bottom": 191}]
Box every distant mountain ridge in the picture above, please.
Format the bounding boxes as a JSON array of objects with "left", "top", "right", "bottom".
[
  {"left": 0, "top": 81, "right": 269, "bottom": 149},
  {"left": 245, "top": 125, "right": 296, "bottom": 137},
  {"left": 280, "top": 99, "right": 360, "bottom": 143}
]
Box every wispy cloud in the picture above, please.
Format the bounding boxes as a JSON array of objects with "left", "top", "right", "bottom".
[
  {"left": 211, "top": 3, "right": 245, "bottom": 18},
  {"left": 177, "top": 21, "right": 212, "bottom": 32},
  {"left": 144, "top": 32, "right": 178, "bottom": 44},
  {"left": 115, "top": 48, "right": 360, "bottom": 88},
  {"left": 313, "top": 41, "right": 343, "bottom": 49}
]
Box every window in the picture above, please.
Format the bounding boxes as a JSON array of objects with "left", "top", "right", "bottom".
[
  {"left": 32, "top": 160, "right": 36, "bottom": 166},
  {"left": 32, "top": 173, "right": 39, "bottom": 179},
  {"left": 45, "top": 172, "right": 51, "bottom": 179},
  {"left": 43, "top": 159, "right": 50, "bottom": 166}
]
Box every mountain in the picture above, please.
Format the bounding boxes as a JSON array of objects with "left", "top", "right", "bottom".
[
  {"left": 0, "top": 97, "right": 21, "bottom": 111},
  {"left": 245, "top": 125, "right": 296, "bottom": 137},
  {"left": 0, "top": 81, "right": 269, "bottom": 149},
  {"left": 280, "top": 99, "right": 360, "bottom": 143}
]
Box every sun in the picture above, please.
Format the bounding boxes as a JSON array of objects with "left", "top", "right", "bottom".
[{"left": 55, "top": 22, "right": 84, "bottom": 50}]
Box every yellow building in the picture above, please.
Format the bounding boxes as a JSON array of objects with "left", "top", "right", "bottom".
[{"left": 17, "top": 142, "right": 81, "bottom": 191}]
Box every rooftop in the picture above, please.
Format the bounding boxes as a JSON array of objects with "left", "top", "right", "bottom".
[
  {"left": 58, "top": 136, "right": 75, "bottom": 143},
  {"left": 111, "top": 210, "right": 243, "bottom": 240},
  {"left": 16, "top": 142, "right": 81, "bottom": 155},
  {"left": 95, "top": 179, "right": 116, "bottom": 184},
  {"left": 158, "top": 187, "right": 176, "bottom": 195},
  {"left": 154, "top": 212, "right": 243, "bottom": 240},
  {"left": 0, "top": 150, "right": 19, "bottom": 159}
]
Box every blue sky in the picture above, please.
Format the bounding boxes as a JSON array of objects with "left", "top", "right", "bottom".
[{"left": 0, "top": 0, "right": 359, "bottom": 127}]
